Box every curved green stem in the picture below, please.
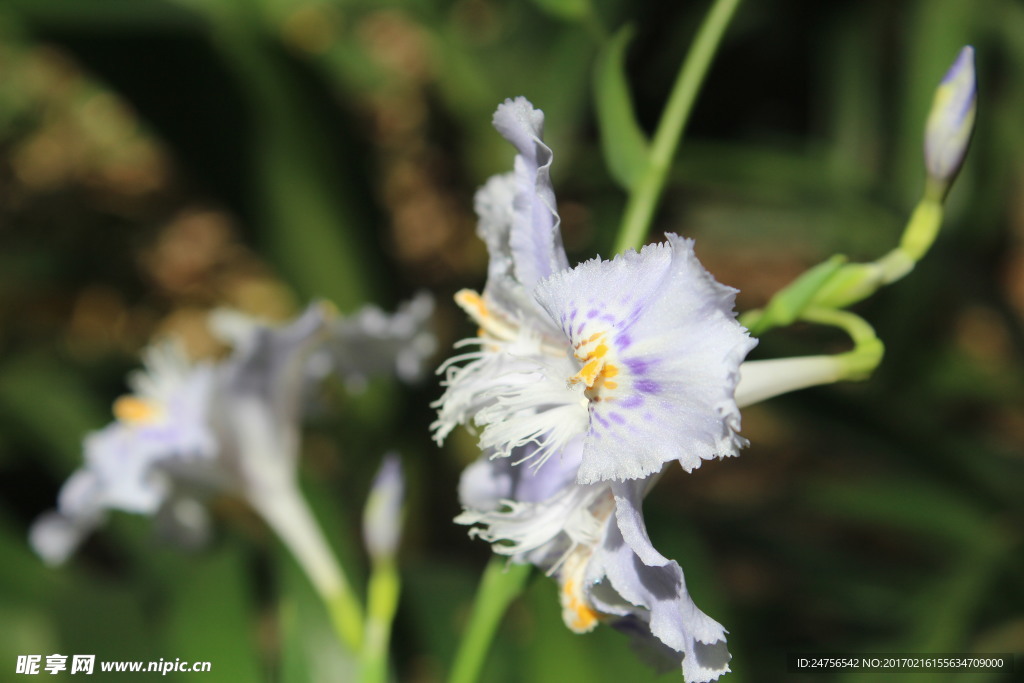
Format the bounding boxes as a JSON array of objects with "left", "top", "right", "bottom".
[
  {"left": 613, "top": 0, "right": 743, "bottom": 254},
  {"left": 448, "top": 559, "right": 532, "bottom": 683},
  {"left": 799, "top": 307, "right": 884, "bottom": 381},
  {"left": 739, "top": 194, "right": 947, "bottom": 337}
]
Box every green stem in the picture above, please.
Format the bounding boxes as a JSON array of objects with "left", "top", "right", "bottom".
[
  {"left": 252, "top": 480, "right": 365, "bottom": 652},
  {"left": 799, "top": 307, "right": 884, "bottom": 381},
  {"left": 612, "top": 0, "right": 743, "bottom": 254},
  {"left": 740, "top": 193, "right": 947, "bottom": 334},
  {"left": 358, "top": 559, "right": 401, "bottom": 683},
  {"left": 448, "top": 559, "right": 532, "bottom": 683},
  {"left": 897, "top": 196, "right": 944, "bottom": 264}
]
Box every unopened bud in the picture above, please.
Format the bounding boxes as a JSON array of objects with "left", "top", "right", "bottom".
[
  {"left": 362, "top": 454, "right": 405, "bottom": 562},
  {"left": 924, "top": 46, "right": 976, "bottom": 193}
]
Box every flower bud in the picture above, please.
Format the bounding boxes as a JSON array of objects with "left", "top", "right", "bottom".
[
  {"left": 362, "top": 454, "right": 405, "bottom": 562},
  {"left": 924, "top": 46, "right": 976, "bottom": 192}
]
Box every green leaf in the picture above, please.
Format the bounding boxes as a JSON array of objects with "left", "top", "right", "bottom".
[{"left": 593, "top": 26, "right": 651, "bottom": 190}]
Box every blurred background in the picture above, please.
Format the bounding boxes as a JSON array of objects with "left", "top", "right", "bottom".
[{"left": 1, "top": 0, "right": 1022, "bottom": 681}]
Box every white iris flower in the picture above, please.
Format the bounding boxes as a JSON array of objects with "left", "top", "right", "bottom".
[
  {"left": 435, "top": 97, "right": 761, "bottom": 681},
  {"left": 434, "top": 97, "right": 757, "bottom": 486}
]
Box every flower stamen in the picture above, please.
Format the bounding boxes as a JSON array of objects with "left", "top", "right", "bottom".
[
  {"left": 568, "top": 331, "right": 621, "bottom": 402},
  {"left": 454, "top": 289, "right": 518, "bottom": 342}
]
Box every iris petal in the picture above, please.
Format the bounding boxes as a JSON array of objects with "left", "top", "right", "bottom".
[{"left": 534, "top": 234, "right": 757, "bottom": 483}]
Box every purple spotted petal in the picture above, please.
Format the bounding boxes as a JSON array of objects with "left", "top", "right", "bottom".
[{"left": 534, "top": 233, "right": 757, "bottom": 484}]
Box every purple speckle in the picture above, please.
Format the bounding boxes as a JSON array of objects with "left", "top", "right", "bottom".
[
  {"left": 574, "top": 321, "right": 585, "bottom": 337},
  {"left": 625, "top": 358, "right": 649, "bottom": 374},
  {"left": 620, "top": 395, "right": 644, "bottom": 409},
  {"left": 600, "top": 314, "right": 616, "bottom": 323},
  {"left": 608, "top": 412, "right": 626, "bottom": 425},
  {"left": 587, "top": 308, "right": 599, "bottom": 319},
  {"left": 592, "top": 412, "right": 610, "bottom": 428},
  {"left": 615, "top": 333, "right": 632, "bottom": 349},
  {"left": 635, "top": 379, "right": 660, "bottom": 394}
]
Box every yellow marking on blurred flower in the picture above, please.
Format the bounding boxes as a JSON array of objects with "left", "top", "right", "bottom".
[{"left": 113, "top": 396, "right": 161, "bottom": 425}]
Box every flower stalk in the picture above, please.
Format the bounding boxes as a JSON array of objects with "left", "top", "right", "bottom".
[
  {"left": 613, "top": 0, "right": 743, "bottom": 254},
  {"left": 358, "top": 557, "right": 400, "bottom": 683},
  {"left": 741, "top": 192, "right": 946, "bottom": 338},
  {"left": 448, "top": 560, "right": 532, "bottom": 683}
]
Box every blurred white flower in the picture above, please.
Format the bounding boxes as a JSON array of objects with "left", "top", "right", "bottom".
[{"left": 31, "top": 296, "right": 434, "bottom": 566}]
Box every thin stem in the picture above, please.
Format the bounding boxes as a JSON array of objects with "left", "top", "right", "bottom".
[
  {"left": 613, "top": 0, "right": 743, "bottom": 254},
  {"left": 358, "top": 558, "right": 401, "bottom": 683},
  {"left": 252, "top": 480, "right": 365, "bottom": 652},
  {"left": 897, "top": 196, "right": 944, "bottom": 264},
  {"left": 740, "top": 193, "right": 946, "bottom": 334},
  {"left": 448, "top": 559, "right": 532, "bottom": 683}
]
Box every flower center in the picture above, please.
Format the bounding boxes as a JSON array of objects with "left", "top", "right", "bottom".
[{"left": 568, "top": 331, "right": 619, "bottom": 402}]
